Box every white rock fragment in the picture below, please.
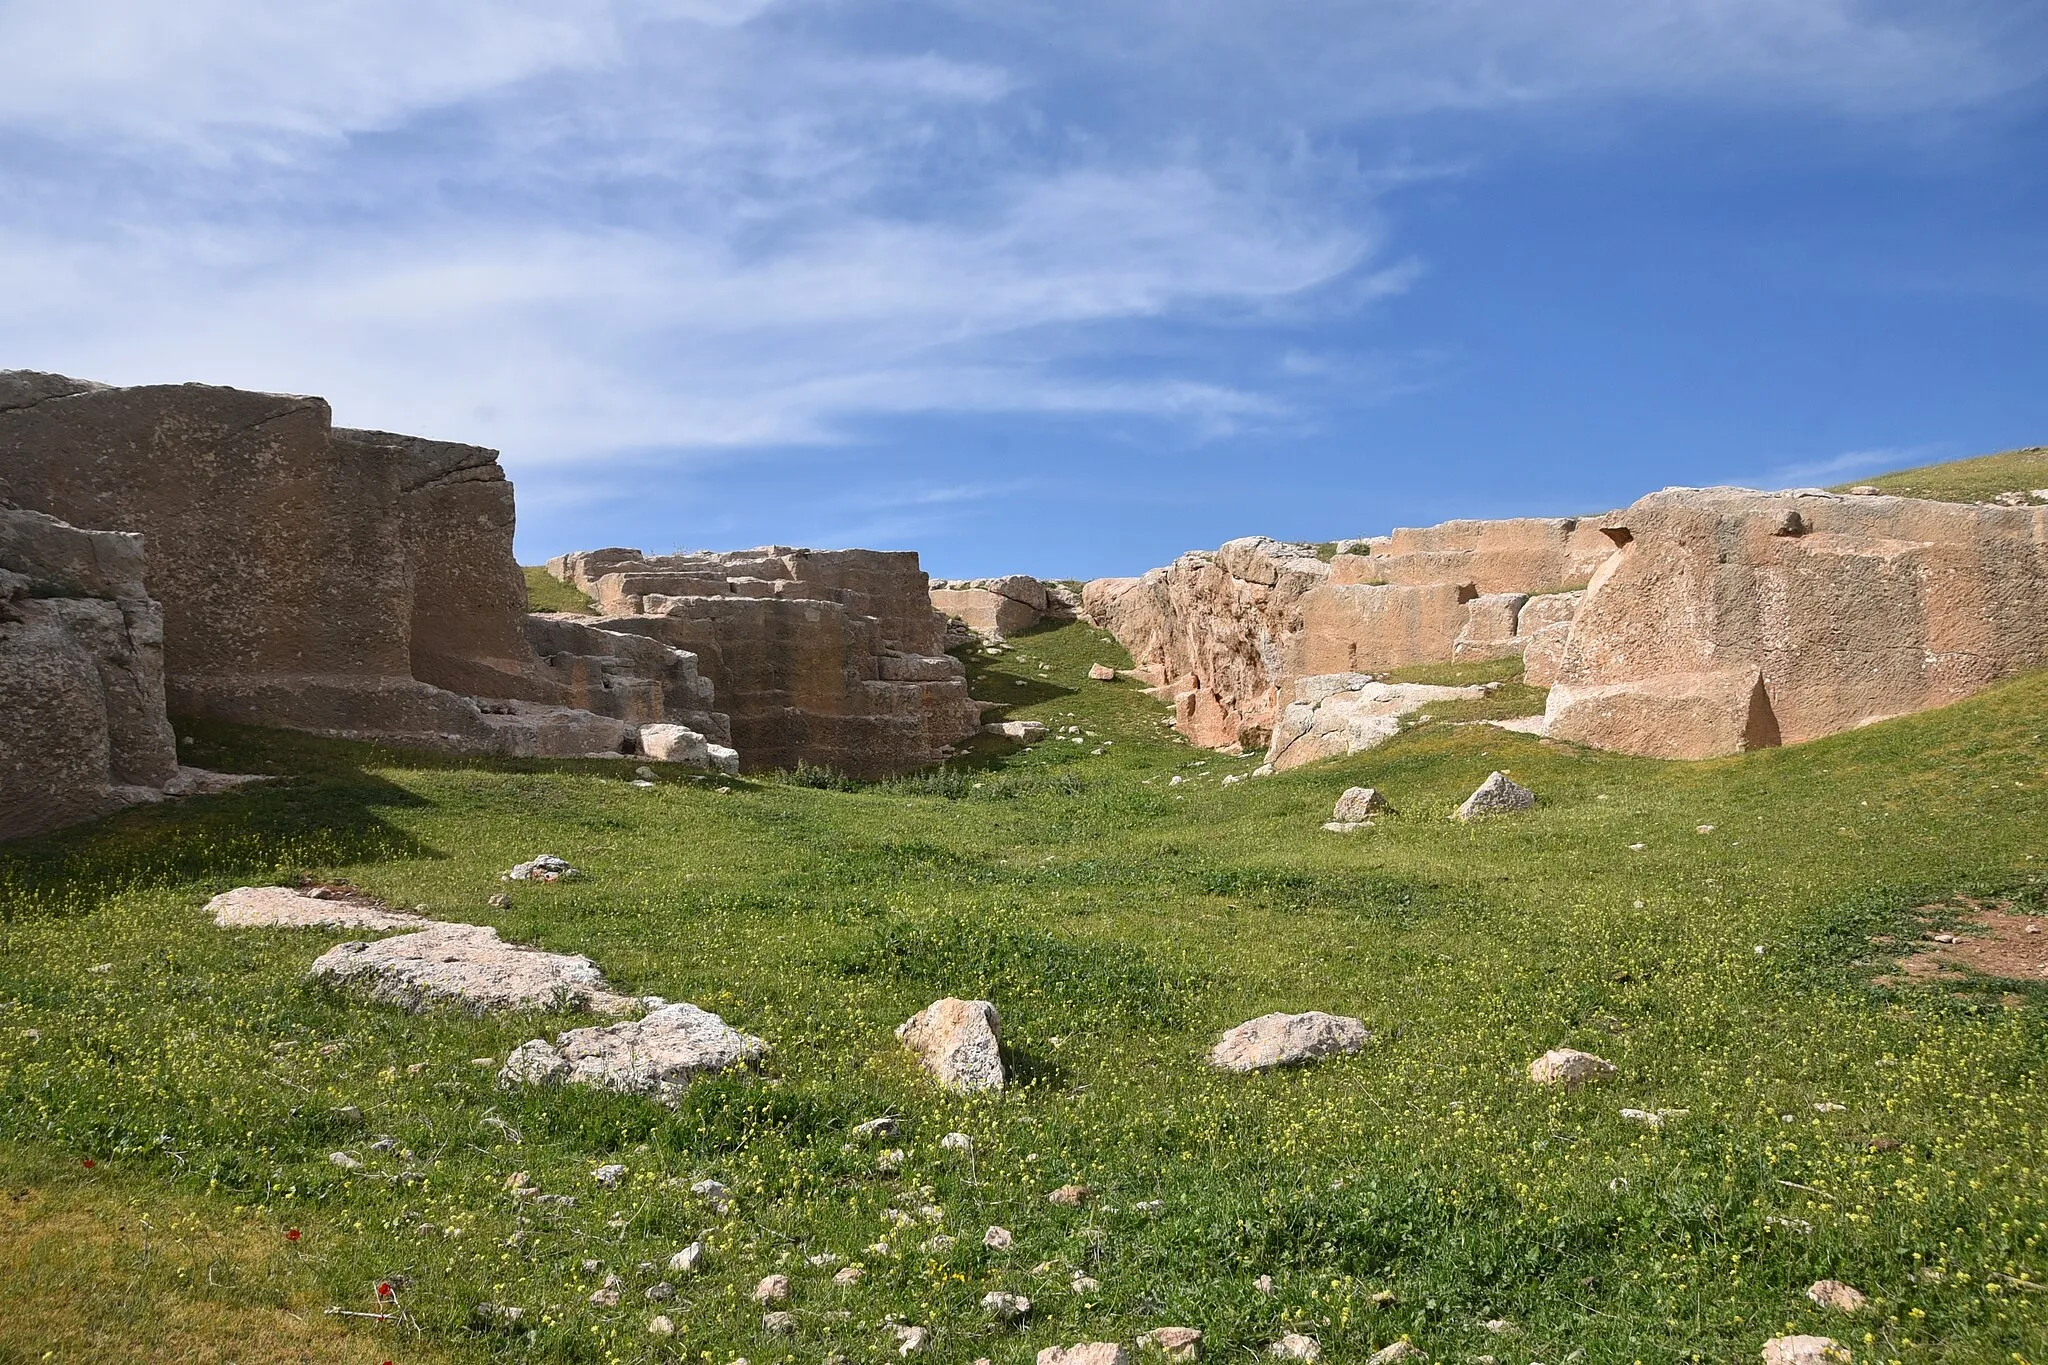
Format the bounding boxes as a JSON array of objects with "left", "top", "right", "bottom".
[
  {"left": 327, "top": 1151, "right": 363, "bottom": 1171},
  {"left": 669, "top": 1242, "right": 706, "bottom": 1274},
  {"left": 895, "top": 1324, "right": 931, "bottom": 1356},
  {"left": 762, "top": 1311, "right": 798, "bottom": 1335},
  {"left": 983, "top": 1225, "right": 1014, "bottom": 1249},
  {"left": 649, "top": 1315, "right": 676, "bottom": 1336},
  {"left": 1332, "top": 787, "right": 1390, "bottom": 822},
  {"left": 1269, "top": 1334, "right": 1321, "bottom": 1361},
  {"left": 1527, "top": 1048, "right": 1617, "bottom": 1089},
  {"left": 592, "top": 1163, "right": 627, "bottom": 1188},
  {"left": 1366, "top": 1345, "right": 1424, "bottom": 1365},
  {"left": 311, "top": 923, "right": 633, "bottom": 1014},
  {"left": 753, "top": 1273, "right": 790, "bottom": 1304},
  {"left": 896, "top": 997, "right": 1004, "bottom": 1092},
  {"left": 982, "top": 1291, "right": 1032, "bottom": 1322},
  {"left": 1211, "top": 1012, "right": 1369, "bottom": 1072},
  {"left": 503, "top": 853, "right": 581, "bottom": 882},
  {"left": 940, "top": 1131, "right": 974, "bottom": 1153},
  {"left": 209, "top": 886, "right": 434, "bottom": 931},
  {"left": 500, "top": 1003, "right": 768, "bottom": 1103}
]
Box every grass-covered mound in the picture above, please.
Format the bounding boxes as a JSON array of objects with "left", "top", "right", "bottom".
[
  {"left": 2, "top": 621, "right": 2045, "bottom": 1364},
  {"left": 524, "top": 565, "right": 598, "bottom": 615},
  {"left": 1833, "top": 445, "right": 2048, "bottom": 503}
]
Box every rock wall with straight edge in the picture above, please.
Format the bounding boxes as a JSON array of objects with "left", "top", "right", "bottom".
[
  {"left": 1542, "top": 487, "right": 2048, "bottom": 758},
  {"left": 0, "top": 506, "right": 180, "bottom": 839},
  {"left": 547, "top": 547, "right": 979, "bottom": 776}
]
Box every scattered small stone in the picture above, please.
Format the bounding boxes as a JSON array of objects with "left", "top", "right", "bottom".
[
  {"left": 895, "top": 1324, "right": 931, "bottom": 1356},
  {"left": 982, "top": 1290, "right": 1032, "bottom": 1322},
  {"left": 649, "top": 1315, "right": 675, "bottom": 1336},
  {"left": 922, "top": 1234, "right": 958, "bottom": 1254},
  {"left": 646, "top": 1281, "right": 675, "bottom": 1302},
  {"left": 503, "top": 853, "right": 581, "bottom": 882},
  {"left": 1137, "top": 1327, "right": 1204, "bottom": 1360},
  {"left": 753, "top": 1273, "right": 791, "bottom": 1304},
  {"left": 1089, "top": 663, "right": 1118, "bottom": 681},
  {"left": 1269, "top": 1333, "right": 1321, "bottom": 1362},
  {"left": 1212, "top": 1011, "right": 1369, "bottom": 1072},
  {"left": 635, "top": 765, "right": 659, "bottom": 781},
  {"left": 1813, "top": 1102, "right": 1847, "bottom": 1113},
  {"left": 1761, "top": 1336, "right": 1849, "bottom": 1365},
  {"left": 1619, "top": 1107, "right": 1688, "bottom": 1129},
  {"left": 1528, "top": 1048, "right": 1617, "bottom": 1089},
  {"left": 940, "top": 1131, "right": 974, "bottom": 1152},
  {"left": 806, "top": 1252, "right": 843, "bottom": 1268},
  {"left": 690, "top": 1178, "right": 733, "bottom": 1212},
  {"left": 1255, "top": 1275, "right": 1274, "bottom": 1294},
  {"left": 1321, "top": 821, "right": 1372, "bottom": 834},
  {"left": 876, "top": 1148, "right": 907, "bottom": 1173},
  {"left": 1047, "top": 1184, "right": 1090, "bottom": 1207},
  {"left": 1696, "top": 824, "right": 1715, "bottom": 834},
  {"left": 853, "top": 1116, "right": 900, "bottom": 1140},
  {"left": 1805, "top": 1280, "right": 1868, "bottom": 1313},
  {"left": 834, "top": 1265, "right": 864, "bottom": 1286},
  {"left": 984, "top": 1225, "right": 1014, "bottom": 1249},
  {"left": 592, "top": 1163, "right": 627, "bottom": 1188},
  {"left": 582, "top": 1259, "right": 603, "bottom": 1273},
  {"left": 1366, "top": 1345, "right": 1424, "bottom": 1365},
  {"left": 328, "top": 1151, "right": 363, "bottom": 1171},
  {"left": 589, "top": 1273, "right": 623, "bottom": 1307},
  {"left": 1455, "top": 771, "right": 1535, "bottom": 820},
  {"left": 487, "top": 893, "right": 512, "bottom": 909},
  {"left": 1038, "top": 1345, "right": 1128, "bottom": 1365},
  {"left": 1071, "top": 1273, "right": 1100, "bottom": 1293},
  {"left": 1132, "top": 1199, "right": 1163, "bottom": 1214},
  {"left": 763, "top": 1311, "right": 798, "bottom": 1335},
  {"left": 1483, "top": 1318, "right": 1517, "bottom": 1334}
]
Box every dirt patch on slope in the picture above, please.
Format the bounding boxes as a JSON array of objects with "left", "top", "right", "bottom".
[{"left": 1875, "top": 897, "right": 2048, "bottom": 987}]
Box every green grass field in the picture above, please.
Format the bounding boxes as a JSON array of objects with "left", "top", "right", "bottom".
[
  {"left": 525, "top": 566, "right": 598, "bottom": 615},
  {"left": 1831, "top": 446, "right": 2048, "bottom": 504},
  {"left": 2, "top": 620, "right": 2045, "bottom": 1365}
]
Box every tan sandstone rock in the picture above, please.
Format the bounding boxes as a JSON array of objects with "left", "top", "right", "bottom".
[
  {"left": 1543, "top": 487, "right": 2048, "bottom": 758},
  {"left": 1038, "top": 1345, "right": 1128, "bottom": 1365},
  {"left": 897, "top": 997, "right": 1004, "bottom": 1092},
  {"left": 1212, "top": 1012, "right": 1369, "bottom": 1072},
  {"left": 1805, "top": 1280, "right": 1868, "bottom": 1313},
  {"left": 1527, "top": 1047, "right": 1616, "bottom": 1089},
  {"left": 1137, "top": 1328, "right": 1204, "bottom": 1361},
  {"left": 1761, "top": 1336, "right": 1850, "bottom": 1365}
]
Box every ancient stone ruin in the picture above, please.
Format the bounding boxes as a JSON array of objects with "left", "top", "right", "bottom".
[
  {"left": 0, "top": 371, "right": 736, "bottom": 840},
  {"left": 545, "top": 547, "right": 980, "bottom": 776},
  {"left": 928, "top": 574, "right": 1077, "bottom": 640}
]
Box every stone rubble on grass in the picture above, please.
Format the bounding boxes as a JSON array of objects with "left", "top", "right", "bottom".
[
  {"left": 895, "top": 1324, "right": 931, "bottom": 1355},
  {"left": 1047, "top": 1184, "right": 1091, "bottom": 1207},
  {"left": 940, "top": 1131, "right": 974, "bottom": 1152},
  {"left": 592, "top": 1163, "right": 627, "bottom": 1188},
  {"left": 1322, "top": 821, "right": 1373, "bottom": 834},
  {"left": 984, "top": 1225, "right": 1014, "bottom": 1249},
  {"left": 638, "top": 721, "right": 741, "bottom": 774},
  {"left": 1137, "top": 1327, "right": 1204, "bottom": 1360},
  {"left": 853, "top": 1116, "right": 900, "bottom": 1140},
  {"left": 1366, "top": 1344, "right": 1424, "bottom": 1365},
  {"left": 1455, "top": 771, "right": 1535, "bottom": 820},
  {"left": 646, "top": 1282, "right": 674, "bottom": 1302},
  {"left": 208, "top": 886, "right": 437, "bottom": 931},
  {"left": 649, "top": 1315, "right": 675, "bottom": 1336},
  {"left": 668, "top": 1242, "right": 706, "bottom": 1274},
  {"left": 896, "top": 997, "right": 1004, "bottom": 1092},
  {"left": 984, "top": 720, "right": 1049, "bottom": 743},
  {"left": 310, "top": 923, "right": 636, "bottom": 1014},
  {"left": 503, "top": 853, "right": 582, "bottom": 881},
  {"left": 1089, "top": 663, "right": 1118, "bottom": 680},
  {"left": 1332, "top": 787, "right": 1391, "bottom": 822},
  {"left": 1527, "top": 1048, "right": 1617, "bottom": 1089},
  {"left": 1619, "top": 1107, "right": 1688, "bottom": 1129},
  {"left": 1211, "top": 1012, "right": 1370, "bottom": 1072},
  {"left": 1761, "top": 1336, "right": 1850, "bottom": 1365},
  {"left": 499, "top": 1002, "right": 767, "bottom": 1102},
  {"left": 1806, "top": 1280, "right": 1869, "bottom": 1313},
  {"left": 589, "top": 1273, "right": 624, "bottom": 1307},
  {"left": 1038, "top": 1344, "right": 1129, "bottom": 1365},
  {"left": 487, "top": 893, "right": 512, "bottom": 909},
  {"left": 754, "top": 1274, "right": 791, "bottom": 1304},
  {"left": 835, "top": 1265, "right": 864, "bottom": 1285},
  {"left": 328, "top": 1151, "right": 363, "bottom": 1170},
  {"left": 1269, "top": 1334, "right": 1321, "bottom": 1362},
  {"left": 982, "top": 1291, "right": 1032, "bottom": 1322},
  {"left": 763, "top": 1311, "right": 798, "bottom": 1335}
]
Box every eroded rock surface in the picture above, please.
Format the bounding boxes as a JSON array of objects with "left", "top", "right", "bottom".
[
  {"left": 897, "top": 997, "right": 1004, "bottom": 1092},
  {"left": 1212, "top": 1012, "right": 1369, "bottom": 1072},
  {"left": 310, "top": 923, "right": 633, "bottom": 1014},
  {"left": 208, "top": 886, "right": 435, "bottom": 931},
  {"left": 1265, "top": 675, "right": 1484, "bottom": 772},
  {"left": 931, "top": 575, "right": 1076, "bottom": 639},
  {"left": 501, "top": 1003, "right": 768, "bottom": 1102}
]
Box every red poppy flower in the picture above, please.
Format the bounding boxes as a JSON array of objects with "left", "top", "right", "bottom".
[
  {"left": 81, "top": 1159, "right": 96, "bottom": 1169},
  {"left": 285, "top": 1228, "right": 301, "bottom": 1242},
  {"left": 377, "top": 1282, "right": 394, "bottom": 1298}
]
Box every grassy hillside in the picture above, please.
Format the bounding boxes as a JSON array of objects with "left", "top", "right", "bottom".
[
  {"left": 2, "top": 622, "right": 2045, "bottom": 1364},
  {"left": 524, "top": 564, "right": 598, "bottom": 614},
  {"left": 1833, "top": 445, "right": 2048, "bottom": 503}
]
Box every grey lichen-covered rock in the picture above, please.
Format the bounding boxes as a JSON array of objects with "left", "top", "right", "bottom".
[
  {"left": 207, "top": 885, "right": 436, "bottom": 931},
  {"left": 897, "top": 997, "right": 1004, "bottom": 1092},
  {"left": 1332, "top": 787, "right": 1390, "bottom": 822},
  {"left": 310, "top": 923, "right": 633, "bottom": 1013},
  {"left": 1269, "top": 1334, "right": 1321, "bottom": 1362},
  {"left": 1211, "top": 1011, "right": 1369, "bottom": 1073},
  {"left": 1527, "top": 1047, "right": 1617, "bottom": 1089},
  {"left": 499, "top": 1003, "right": 768, "bottom": 1103},
  {"left": 1454, "top": 771, "right": 1535, "bottom": 820}
]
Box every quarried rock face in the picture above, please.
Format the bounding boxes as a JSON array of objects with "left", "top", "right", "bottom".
[
  {"left": 0, "top": 506, "right": 179, "bottom": 839},
  {"left": 547, "top": 547, "right": 978, "bottom": 776},
  {"left": 1542, "top": 488, "right": 2048, "bottom": 758},
  {"left": 523, "top": 614, "right": 729, "bottom": 740},
  {"left": 930, "top": 575, "right": 1076, "bottom": 639}
]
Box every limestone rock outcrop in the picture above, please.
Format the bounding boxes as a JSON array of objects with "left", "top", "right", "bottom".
[
  {"left": 0, "top": 372, "right": 732, "bottom": 767},
  {"left": 1542, "top": 488, "right": 2048, "bottom": 759},
  {"left": 0, "top": 506, "right": 181, "bottom": 839},
  {"left": 546, "top": 547, "right": 979, "bottom": 776},
  {"left": 930, "top": 575, "right": 1077, "bottom": 639},
  {"left": 1264, "top": 674, "right": 1485, "bottom": 772},
  {"left": 500, "top": 1003, "right": 768, "bottom": 1103}
]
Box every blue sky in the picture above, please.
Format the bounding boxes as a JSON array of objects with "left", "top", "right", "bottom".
[{"left": 2, "top": 1, "right": 2044, "bottom": 579}]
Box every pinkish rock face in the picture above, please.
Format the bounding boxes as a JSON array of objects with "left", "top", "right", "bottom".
[
  {"left": 1543, "top": 488, "right": 2048, "bottom": 758},
  {"left": 896, "top": 997, "right": 1004, "bottom": 1092}
]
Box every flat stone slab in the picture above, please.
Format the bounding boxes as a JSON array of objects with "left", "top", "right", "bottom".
[
  {"left": 310, "top": 923, "right": 634, "bottom": 1013},
  {"left": 207, "top": 885, "right": 435, "bottom": 931},
  {"left": 500, "top": 1003, "right": 767, "bottom": 1103},
  {"left": 1212, "top": 1011, "right": 1369, "bottom": 1072}
]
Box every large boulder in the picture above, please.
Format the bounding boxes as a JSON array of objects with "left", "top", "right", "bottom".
[
  {"left": 1265, "top": 674, "right": 1484, "bottom": 771},
  {"left": 1211, "top": 1011, "right": 1369, "bottom": 1072},
  {"left": 896, "top": 997, "right": 1004, "bottom": 1092},
  {"left": 0, "top": 506, "right": 179, "bottom": 840},
  {"left": 309, "top": 923, "right": 635, "bottom": 1014},
  {"left": 1543, "top": 488, "right": 2048, "bottom": 758},
  {"left": 931, "top": 574, "right": 1069, "bottom": 639},
  {"left": 500, "top": 1003, "right": 767, "bottom": 1102}
]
